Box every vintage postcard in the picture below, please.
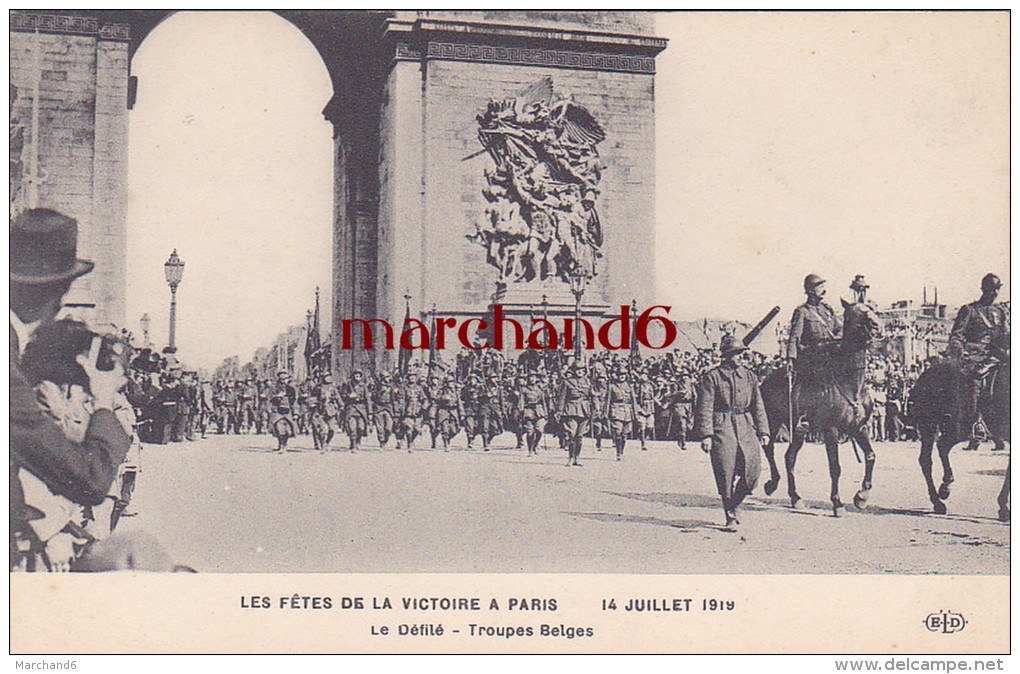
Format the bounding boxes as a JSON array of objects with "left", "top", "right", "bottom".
[{"left": 8, "top": 10, "right": 1010, "bottom": 656}]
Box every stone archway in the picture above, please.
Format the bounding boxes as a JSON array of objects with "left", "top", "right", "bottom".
[{"left": 11, "top": 10, "right": 666, "bottom": 376}]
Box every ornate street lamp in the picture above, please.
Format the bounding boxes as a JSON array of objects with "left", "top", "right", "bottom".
[
  {"left": 569, "top": 270, "right": 588, "bottom": 360},
  {"left": 164, "top": 249, "right": 185, "bottom": 353}
]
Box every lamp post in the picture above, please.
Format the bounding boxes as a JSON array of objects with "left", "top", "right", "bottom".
[
  {"left": 569, "top": 271, "right": 588, "bottom": 360},
  {"left": 163, "top": 249, "right": 185, "bottom": 353},
  {"left": 139, "top": 313, "right": 151, "bottom": 348}
]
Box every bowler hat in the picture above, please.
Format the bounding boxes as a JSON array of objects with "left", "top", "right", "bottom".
[
  {"left": 719, "top": 334, "right": 748, "bottom": 358},
  {"left": 10, "top": 208, "right": 95, "bottom": 284}
]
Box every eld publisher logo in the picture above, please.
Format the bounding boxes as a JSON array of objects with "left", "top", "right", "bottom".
[{"left": 924, "top": 611, "right": 967, "bottom": 634}]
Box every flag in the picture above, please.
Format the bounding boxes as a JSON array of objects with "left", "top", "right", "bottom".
[
  {"left": 398, "top": 294, "right": 412, "bottom": 375},
  {"left": 304, "top": 287, "right": 321, "bottom": 374},
  {"left": 630, "top": 299, "right": 641, "bottom": 363}
]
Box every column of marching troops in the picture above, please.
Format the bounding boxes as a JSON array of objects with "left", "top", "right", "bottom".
[{"left": 191, "top": 349, "right": 784, "bottom": 462}]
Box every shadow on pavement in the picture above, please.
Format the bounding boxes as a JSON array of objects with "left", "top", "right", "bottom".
[{"left": 564, "top": 511, "right": 727, "bottom": 533}]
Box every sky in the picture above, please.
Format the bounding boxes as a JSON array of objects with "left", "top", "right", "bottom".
[
  {"left": 126, "top": 11, "right": 1009, "bottom": 370},
  {"left": 126, "top": 12, "right": 334, "bottom": 371}
]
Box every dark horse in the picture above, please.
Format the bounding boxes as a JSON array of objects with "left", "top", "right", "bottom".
[
  {"left": 760, "top": 300, "right": 884, "bottom": 516},
  {"left": 909, "top": 355, "right": 1010, "bottom": 519}
]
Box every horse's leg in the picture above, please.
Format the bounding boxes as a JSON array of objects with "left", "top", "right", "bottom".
[
  {"left": 936, "top": 434, "right": 955, "bottom": 502},
  {"left": 852, "top": 430, "right": 876, "bottom": 509},
  {"left": 998, "top": 458, "right": 1010, "bottom": 522},
  {"left": 918, "top": 428, "right": 944, "bottom": 514},
  {"left": 785, "top": 432, "right": 806, "bottom": 508},
  {"left": 825, "top": 429, "right": 845, "bottom": 517},
  {"left": 763, "top": 436, "right": 781, "bottom": 496}
]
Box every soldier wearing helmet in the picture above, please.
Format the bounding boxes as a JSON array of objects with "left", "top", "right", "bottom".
[
  {"left": 787, "top": 274, "right": 842, "bottom": 430},
  {"left": 949, "top": 273, "right": 1010, "bottom": 444}
]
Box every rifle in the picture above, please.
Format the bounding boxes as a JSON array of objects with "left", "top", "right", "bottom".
[{"left": 743, "top": 305, "right": 782, "bottom": 349}]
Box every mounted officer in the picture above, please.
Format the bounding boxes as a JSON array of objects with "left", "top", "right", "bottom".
[
  {"left": 948, "top": 273, "right": 1010, "bottom": 444},
  {"left": 787, "top": 274, "right": 842, "bottom": 431}
]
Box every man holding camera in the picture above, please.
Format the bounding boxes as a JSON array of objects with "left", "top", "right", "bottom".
[{"left": 10, "top": 209, "right": 132, "bottom": 570}]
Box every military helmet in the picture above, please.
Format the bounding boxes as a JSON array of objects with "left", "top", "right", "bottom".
[
  {"left": 982, "top": 273, "right": 1002, "bottom": 292},
  {"left": 804, "top": 274, "right": 826, "bottom": 291}
]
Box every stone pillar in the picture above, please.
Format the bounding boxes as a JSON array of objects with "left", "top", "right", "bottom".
[
  {"left": 9, "top": 12, "right": 130, "bottom": 329},
  {"left": 326, "top": 83, "right": 382, "bottom": 379},
  {"left": 376, "top": 42, "right": 427, "bottom": 370}
]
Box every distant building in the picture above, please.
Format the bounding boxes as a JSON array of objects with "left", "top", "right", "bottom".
[{"left": 877, "top": 294, "right": 952, "bottom": 363}]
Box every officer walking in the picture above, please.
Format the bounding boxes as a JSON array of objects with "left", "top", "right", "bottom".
[
  {"left": 693, "top": 335, "right": 771, "bottom": 532},
  {"left": 557, "top": 359, "right": 593, "bottom": 467}
]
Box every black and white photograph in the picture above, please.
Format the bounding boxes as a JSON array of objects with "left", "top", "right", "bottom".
[{"left": 8, "top": 9, "right": 1010, "bottom": 656}]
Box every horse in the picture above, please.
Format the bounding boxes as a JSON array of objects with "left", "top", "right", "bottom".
[
  {"left": 760, "top": 300, "right": 884, "bottom": 517},
  {"left": 909, "top": 354, "right": 1010, "bottom": 518}
]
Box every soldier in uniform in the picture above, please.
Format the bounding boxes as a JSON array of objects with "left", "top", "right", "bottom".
[
  {"left": 372, "top": 370, "right": 399, "bottom": 450},
  {"left": 949, "top": 273, "right": 1010, "bottom": 448},
  {"left": 257, "top": 378, "right": 273, "bottom": 435},
  {"left": 518, "top": 371, "right": 548, "bottom": 456},
  {"left": 309, "top": 372, "right": 340, "bottom": 453},
  {"left": 238, "top": 377, "right": 258, "bottom": 434},
  {"left": 634, "top": 364, "right": 657, "bottom": 451},
  {"left": 341, "top": 370, "right": 373, "bottom": 453},
  {"left": 787, "top": 274, "right": 842, "bottom": 431},
  {"left": 693, "top": 335, "right": 771, "bottom": 531},
  {"left": 591, "top": 366, "right": 609, "bottom": 451},
  {"left": 397, "top": 369, "right": 427, "bottom": 452},
  {"left": 671, "top": 373, "right": 696, "bottom": 450},
  {"left": 433, "top": 372, "right": 464, "bottom": 451},
  {"left": 604, "top": 362, "right": 638, "bottom": 461},
  {"left": 461, "top": 373, "right": 481, "bottom": 449},
  {"left": 557, "top": 359, "right": 593, "bottom": 467},
  {"left": 474, "top": 373, "right": 503, "bottom": 452},
  {"left": 269, "top": 371, "right": 298, "bottom": 453},
  {"left": 425, "top": 373, "right": 440, "bottom": 449}
]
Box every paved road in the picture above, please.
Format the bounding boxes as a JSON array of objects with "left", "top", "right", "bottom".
[{"left": 121, "top": 433, "right": 1010, "bottom": 574}]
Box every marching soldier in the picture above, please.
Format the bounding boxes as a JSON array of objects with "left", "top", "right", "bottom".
[
  {"left": 518, "top": 370, "right": 549, "bottom": 456},
  {"left": 591, "top": 367, "right": 609, "bottom": 451},
  {"left": 269, "top": 371, "right": 298, "bottom": 453},
  {"left": 425, "top": 373, "right": 440, "bottom": 449},
  {"left": 372, "top": 370, "right": 399, "bottom": 450},
  {"left": 257, "top": 378, "right": 272, "bottom": 435},
  {"left": 397, "top": 369, "right": 427, "bottom": 452},
  {"left": 671, "top": 373, "right": 696, "bottom": 450},
  {"left": 474, "top": 374, "right": 503, "bottom": 452},
  {"left": 461, "top": 373, "right": 481, "bottom": 449},
  {"left": 309, "top": 372, "right": 340, "bottom": 453},
  {"left": 341, "top": 370, "right": 373, "bottom": 453},
  {"left": 557, "top": 359, "right": 593, "bottom": 467},
  {"left": 693, "top": 334, "right": 770, "bottom": 532},
  {"left": 634, "top": 364, "right": 657, "bottom": 451},
  {"left": 787, "top": 274, "right": 842, "bottom": 431},
  {"left": 433, "top": 373, "right": 464, "bottom": 451},
  {"left": 948, "top": 273, "right": 1010, "bottom": 447},
  {"left": 239, "top": 377, "right": 259, "bottom": 434},
  {"left": 604, "top": 362, "right": 638, "bottom": 461}
]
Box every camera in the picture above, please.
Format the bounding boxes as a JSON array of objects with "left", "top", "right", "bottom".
[{"left": 20, "top": 319, "right": 132, "bottom": 389}]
